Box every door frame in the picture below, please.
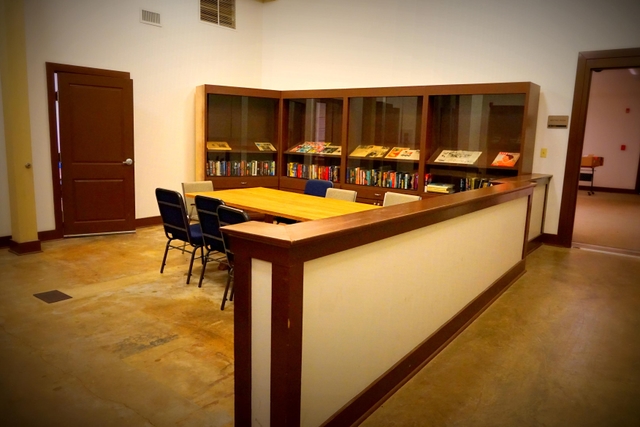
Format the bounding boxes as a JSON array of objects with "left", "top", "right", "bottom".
[
  {"left": 550, "top": 48, "right": 640, "bottom": 248},
  {"left": 45, "top": 63, "right": 131, "bottom": 239}
]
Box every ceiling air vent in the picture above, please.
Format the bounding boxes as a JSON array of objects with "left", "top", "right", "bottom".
[
  {"left": 201, "top": 0, "right": 235, "bottom": 29},
  {"left": 140, "top": 9, "right": 161, "bottom": 27}
]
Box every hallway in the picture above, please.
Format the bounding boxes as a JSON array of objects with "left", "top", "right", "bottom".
[{"left": 1, "top": 227, "right": 639, "bottom": 426}]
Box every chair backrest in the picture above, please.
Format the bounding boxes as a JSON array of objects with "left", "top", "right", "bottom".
[
  {"left": 155, "top": 188, "right": 194, "bottom": 243},
  {"left": 382, "top": 192, "right": 422, "bottom": 207},
  {"left": 325, "top": 188, "right": 357, "bottom": 202},
  {"left": 304, "top": 179, "right": 334, "bottom": 197},
  {"left": 182, "top": 181, "right": 214, "bottom": 220},
  {"left": 217, "top": 205, "right": 251, "bottom": 261},
  {"left": 194, "top": 195, "right": 225, "bottom": 253}
]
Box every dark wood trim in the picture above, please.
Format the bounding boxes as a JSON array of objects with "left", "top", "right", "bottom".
[
  {"left": 135, "top": 216, "right": 162, "bottom": 228},
  {"left": 203, "top": 84, "right": 281, "bottom": 99},
  {"left": 271, "top": 262, "right": 305, "bottom": 426},
  {"left": 234, "top": 255, "right": 253, "bottom": 427},
  {"left": 557, "top": 48, "right": 640, "bottom": 247},
  {"left": 8, "top": 239, "right": 42, "bottom": 255},
  {"left": 636, "top": 153, "right": 640, "bottom": 193},
  {"left": 224, "top": 181, "right": 535, "bottom": 263},
  {"left": 45, "top": 63, "right": 132, "bottom": 238},
  {"left": 38, "top": 229, "right": 63, "bottom": 242},
  {"left": 527, "top": 235, "right": 544, "bottom": 254},
  {"left": 0, "top": 235, "right": 11, "bottom": 248},
  {"left": 2, "top": 218, "right": 161, "bottom": 250},
  {"left": 323, "top": 259, "right": 526, "bottom": 427},
  {"left": 578, "top": 186, "right": 638, "bottom": 194},
  {"left": 281, "top": 82, "right": 537, "bottom": 99}
]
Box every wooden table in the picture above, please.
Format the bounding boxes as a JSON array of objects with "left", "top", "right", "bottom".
[{"left": 186, "top": 187, "right": 380, "bottom": 222}]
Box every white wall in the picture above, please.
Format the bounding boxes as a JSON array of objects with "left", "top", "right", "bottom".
[
  {"left": 0, "top": 0, "right": 264, "bottom": 233},
  {"left": 260, "top": 0, "right": 640, "bottom": 233},
  {"left": 582, "top": 69, "right": 640, "bottom": 189},
  {"left": 1, "top": 0, "right": 640, "bottom": 236}
]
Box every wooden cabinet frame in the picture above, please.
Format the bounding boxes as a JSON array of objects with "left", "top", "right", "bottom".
[{"left": 196, "top": 82, "right": 539, "bottom": 199}]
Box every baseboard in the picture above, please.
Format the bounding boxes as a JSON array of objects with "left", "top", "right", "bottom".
[
  {"left": 0, "top": 235, "right": 11, "bottom": 248},
  {"left": 136, "top": 216, "right": 162, "bottom": 228},
  {"left": 322, "top": 259, "right": 527, "bottom": 427},
  {"left": 541, "top": 232, "right": 566, "bottom": 247},
  {"left": 526, "top": 236, "right": 544, "bottom": 254},
  {"left": 8, "top": 239, "right": 42, "bottom": 255},
  {"left": 1, "top": 217, "right": 162, "bottom": 249},
  {"left": 578, "top": 185, "right": 638, "bottom": 194}
]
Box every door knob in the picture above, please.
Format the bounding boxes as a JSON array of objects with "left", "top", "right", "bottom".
[{"left": 123, "top": 158, "right": 133, "bottom": 166}]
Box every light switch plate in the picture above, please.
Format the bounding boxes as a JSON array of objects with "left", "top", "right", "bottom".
[{"left": 540, "top": 148, "right": 548, "bottom": 158}]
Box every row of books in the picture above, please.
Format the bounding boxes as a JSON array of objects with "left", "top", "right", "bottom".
[
  {"left": 286, "top": 162, "right": 340, "bottom": 182},
  {"left": 425, "top": 177, "right": 493, "bottom": 194},
  {"left": 346, "top": 168, "right": 420, "bottom": 190},
  {"left": 458, "top": 177, "right": 493, "bottom": 191},
  {"left": 206, "top": 160, "right": 277, "bottom": 177}
]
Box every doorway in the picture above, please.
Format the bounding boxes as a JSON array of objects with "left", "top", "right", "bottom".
[
  {"left": 46, "top": 63, "right": 135, "bottom": 237},
  {"left": 554, "top": 48, "right": 640, "bottom": 248}
]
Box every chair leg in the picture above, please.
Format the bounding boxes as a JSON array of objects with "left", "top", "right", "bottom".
[
  {"left": 186, "top": 245, "right": 198, "bottom": 284},
  {"left": 221, "top": 270, "right": 232, "bottom": 310},
  {"left": 229, "top": 268, "right": 235, "bottom": 302},
  {"left": 160, "top": 239, "right": 171, "bottom": 273},
  {"left": 198, "top": 250, "right": 210, "bottom": 288}
]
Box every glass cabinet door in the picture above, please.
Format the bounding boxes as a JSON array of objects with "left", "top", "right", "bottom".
[
  {"left": 427, "top": 93, "right": 526, "bottom": 192},
  {"left": 205, "top": 94, "right": 278, "bottom": 178},
  {"left": 283, "top": 98, "right": 343, "bottom": 182},
  {"left": 346, "top": 96, "right": 422, "bottom": 190}
]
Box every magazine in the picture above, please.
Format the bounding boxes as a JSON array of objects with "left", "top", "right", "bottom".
[
  {"left": 433, "top": 150, "right": 482, "bottom": 165},
  {"left": 491, "top": 152, "right": 520, "bottom": 167}
]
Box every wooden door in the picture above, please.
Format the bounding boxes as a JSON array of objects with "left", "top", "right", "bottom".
[{"left": 57, "top": 73, "right": 135, "bottom": 236}]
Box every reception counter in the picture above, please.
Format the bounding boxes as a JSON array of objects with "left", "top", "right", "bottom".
[{"left": 222, "top": 174, "right": 550, "bottom": 427}]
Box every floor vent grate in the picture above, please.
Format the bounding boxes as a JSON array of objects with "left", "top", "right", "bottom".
[{"left": 34, "top": 290, "right": 73, "bottom": 304}]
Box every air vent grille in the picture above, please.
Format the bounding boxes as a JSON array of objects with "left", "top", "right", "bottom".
[
  {"left": 141, "top": 9, "right": 161, "bottom": 27},
  {"left": 201, "top": 0, "right": 235, "bottom": 29}
]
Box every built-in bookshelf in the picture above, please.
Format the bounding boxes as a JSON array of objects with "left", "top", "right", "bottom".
[
  {"left": 195, "top": 85, "right": 281, "bottom": 189},
  {"left": 344, "top": 95, "right": 423, "bottom": 201},
  {"left": 425, "top": 84, "right": 539, "bottom": 194},
  {"left": 280, "top": 96, "right": 343, "bottom": 192},
  {"left": 196, "top": 83, "right": 539, "bottom": 200}
]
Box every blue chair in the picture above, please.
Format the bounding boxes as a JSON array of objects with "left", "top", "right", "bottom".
[
  {"left": 194, "top": 195, "right": 228, "bottom": 289},
  {"left": 304, "top": 178, "right": 334, "bottom": 196},
  {"left": 155, "top": 188, "right": 204, "bottom": 284},
  {"left": 217, "top": 205, "right": 251, "bottom": 310},
  {"left": 277, "top": 179, "right": 334, "bottom": 224}
]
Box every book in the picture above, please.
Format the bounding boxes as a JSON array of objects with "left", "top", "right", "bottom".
[
  {"left": 397, "top": 149, "right": 420, "bottom": 160},
  {"left": 255, "top": 142, "right": 276, "bottom": 152},
  {"left": 433, "top": 150, "right": 482, "bottom": 165},
  {"left": 206, "top": 141, "right": 231, "bottom": 151},
  {"left": 385, "top": 147, "right": 407, "bottom": 158},
  {"left": 320, "top": 146, "right": 342, "bottom": 155},
  {"left": 491, "top": 152, "right": 520, "bottom": 167},
  {"left": 426, "top": 182, "right": 455, "bottom": 194},
  {"left": 288, "top": 141, "right": 334, "bottom": 154},
  {"left": 385, "top": 147, "right": 420, "bottom": 160},
  {"left": 349, "top": 145, "right": 391, "bottom": 158}
]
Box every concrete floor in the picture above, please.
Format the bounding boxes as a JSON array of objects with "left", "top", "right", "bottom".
[
  {"left": 2, "top": 227, "right": 640, "bottom": 426},
  {"left": 363, "top": 245, "right": 640, "bottom": 427},
  {"left": 0, "top": 226, "right": 235, "bottom": 426}
]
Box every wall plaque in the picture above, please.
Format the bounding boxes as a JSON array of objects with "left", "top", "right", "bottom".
[{"left": 547, "top": 115, "right": 569, "bottom": 128}]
